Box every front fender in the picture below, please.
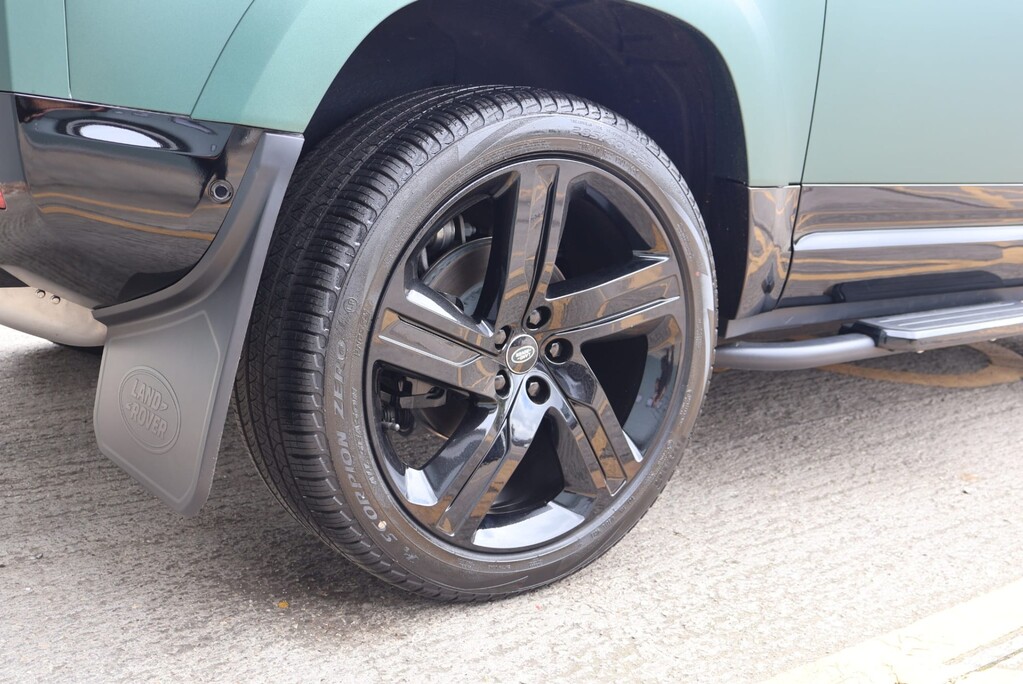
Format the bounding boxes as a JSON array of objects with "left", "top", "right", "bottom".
[
  {"left": 192, "top": 0, "right": 824, "bottom": 187},
  {"left": 192, "top": 0, "right": 413, "bottom": 132}
]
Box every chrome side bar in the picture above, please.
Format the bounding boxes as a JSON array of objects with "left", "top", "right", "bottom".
[
  {"left": 718, "top": 299, "right": 1023, "bottom": 371},
  {"left": 715, "top": 334, "right": 889, "bottom": 371}
]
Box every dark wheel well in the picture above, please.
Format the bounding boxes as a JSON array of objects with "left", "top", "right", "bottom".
[{"left": 306, "top": 0, "right": 750, "bottom": 321}]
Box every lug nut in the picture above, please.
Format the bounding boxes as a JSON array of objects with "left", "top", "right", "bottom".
[
  {"left": 493, "top": 328, "right": 509, "bottom": 349},
  {"left": 525, "top": 378, "right": 549, "bottom": 403},
  {"left": 527, "top": 304, "right": 552, "bottom": 329},
  {"left": 494, "top": 371, "right": 509, "bottom": 395},
  {"left": 545, "top": 339, "right": 571, "bottom": 363}
]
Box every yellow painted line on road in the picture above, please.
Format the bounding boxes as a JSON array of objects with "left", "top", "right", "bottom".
[
  {"left": 717, "top": 342, "right": 1023, "bottom": 389},
  {"left": 821, "top": 341, "right": 1023, "bottom": 389},
  {"left": 761, "top": 577, "right": 1023, "bottom": 684}
]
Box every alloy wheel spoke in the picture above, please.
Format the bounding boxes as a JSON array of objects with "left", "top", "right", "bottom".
[
  {"left": 479, "top": 161, "right": 576, "bottom": 330},
  {"left": 403, "top": 404, "right": 505, "bottom": 515},
  {"left": 558, "top": 294, "right": 683, "bottom": 345},
  {"left": 373, "top": 305, "right": 500, "bottom": 397},
  {"left": 547, "top": 359, "right": 641, "bottom": 493},
  {"left": 546, "top": 382, "right": 612, "bottom": 499},
  {"left": 433, "top": 384, "right": 546, "bottom": 542},
  {"left": 546, "top": 255, "right": 681, "bottom": 333},
  {"left": 525, "top": 163, "right": 577, "bottom": 309},
  {"left": 384, "top": 280, "right": 494, "bottom": 351}
]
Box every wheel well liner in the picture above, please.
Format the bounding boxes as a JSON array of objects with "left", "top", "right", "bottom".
[{"left": 306, "top": 0, "right": 750, "bottom": 319}]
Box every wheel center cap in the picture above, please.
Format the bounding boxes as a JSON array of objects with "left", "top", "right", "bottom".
[{"left": 505, "top": 334, "right": 539, "bottom": 374}]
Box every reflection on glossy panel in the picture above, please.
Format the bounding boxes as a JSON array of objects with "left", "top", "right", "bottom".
[
  {"left": 0, "top": 94, "right": 262, "bottom": 307},
  {"left": 795, "top": 185, "right": 1023, "bottom": 238},
  {"left": 782, "top": 185, "right": 1023, "bottom": 305},
  {"left": 733, "top": 186, "right": 798, "bottom": 318}
]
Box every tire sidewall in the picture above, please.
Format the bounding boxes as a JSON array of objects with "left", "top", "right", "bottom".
[{"left": 322, "top": 111, "right": 715, "bottom": 592}]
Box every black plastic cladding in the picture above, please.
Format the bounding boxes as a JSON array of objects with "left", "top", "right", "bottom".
[{"left": 0, "top": 94, "right": 261, "bottom": 308}]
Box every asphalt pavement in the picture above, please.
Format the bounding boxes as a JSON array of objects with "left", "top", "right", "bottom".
[{"left": 2, "top": 325, "right": 1023, "bottom": 683}]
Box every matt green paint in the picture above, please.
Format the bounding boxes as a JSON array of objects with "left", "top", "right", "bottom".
[
  {"left": 193, "top": 0, "right": 825, "bottom": 187},
  {"left": 4, "top": 0, "right": 826, "bottom": 187},
  {"left": 805, "top": 0, "right": 1023, "bottom": 184},
  {"left": 192, "top": 0, "right": 413, "bottom": 131},
  {"left": 637, "top": 0, "right": 825, "bottom": 185},
  {"left": 65, "top": 0, "right": 251, "bottom": 115},
  {"left": 0, "top": 0, "right": 69, "bottom": 97}
]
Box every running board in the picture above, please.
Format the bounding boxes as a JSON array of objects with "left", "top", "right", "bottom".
[
  {"left": 717, "top": 300, "right": 1023, "bottom": 371},
  {"left": 850, "top": 301, "right": 1023, "bottom": 351}
]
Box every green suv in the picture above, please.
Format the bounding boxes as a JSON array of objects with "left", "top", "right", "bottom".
[{"left": 1, "top": 0, "right": 1021, "bottom": 600}]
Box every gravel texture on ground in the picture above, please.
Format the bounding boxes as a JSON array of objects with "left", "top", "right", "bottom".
[{"left": 1, "top": 326, "right": 1022, "bottom": 682}]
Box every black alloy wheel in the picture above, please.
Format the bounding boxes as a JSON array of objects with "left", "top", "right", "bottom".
[
  {"left": 236, "top": 86, "right": 716, "bottom": 600},
  {"left": 370, "top": 158, "right": 688, "bottom": 552}
]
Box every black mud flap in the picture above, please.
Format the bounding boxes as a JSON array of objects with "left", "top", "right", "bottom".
[{"left": 93, "top": 133, "right": 303, "bottom": 515}]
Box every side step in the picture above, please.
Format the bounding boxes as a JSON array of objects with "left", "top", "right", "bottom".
[
  {"left": 717, "top": 300, "right": 1023, "bottom": 371},
  {"left": 850, "top": 301, "right": 1023, "bottom": 351}
]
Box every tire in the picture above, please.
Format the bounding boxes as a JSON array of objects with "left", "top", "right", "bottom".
[{"left": 236, "top": 86, "right": 716, "bottom": 601}]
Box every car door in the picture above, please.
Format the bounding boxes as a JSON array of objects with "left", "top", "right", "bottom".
[{"left": 781, "top": 0, "right": 1023, "bottom": 306}]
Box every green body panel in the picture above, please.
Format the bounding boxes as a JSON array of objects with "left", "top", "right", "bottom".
[
  {"left": 0, "top": 0, "right": 69, "bottom": 97},
  {"left": 192, "top": 0, "right": 413, "bottom": 132},
  {"left": 1, "top": 0, "right": 825, "bottom": 187},
  {"left": 613, "top": 0, "right": 825, "bottom": 186},
  {"left": 193, "top": 0, "right": 825, "bottom": 186},
  {"left": 805, "top": 0, "right": 1023, "bottom": 184},
  {"left": 64, "top": 0, "right": 251, "bottom": 115}
]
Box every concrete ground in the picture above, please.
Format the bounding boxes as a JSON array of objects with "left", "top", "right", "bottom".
[{"left": 2, "top": 325, "right": 1023, "bottom": 683}]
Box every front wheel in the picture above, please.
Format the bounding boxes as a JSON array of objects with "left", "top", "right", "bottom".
[{"left": 236, "top": 86, "right": 716, "bottom": 600}]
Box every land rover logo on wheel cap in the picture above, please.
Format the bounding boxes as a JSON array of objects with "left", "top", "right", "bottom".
[
  {"left": 118, "top": 367, "right": 180, "bottom": 454},
  {"left": 506, "top": 335, "right": 539, "bottom": 373},
  {"left": 511, "top": 346, "right": 536, "bottom": 364}
]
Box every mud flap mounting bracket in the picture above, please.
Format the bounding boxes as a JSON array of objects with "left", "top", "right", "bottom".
[{"left": 92, "top": 132, "right": 303, "bottom": 515}]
